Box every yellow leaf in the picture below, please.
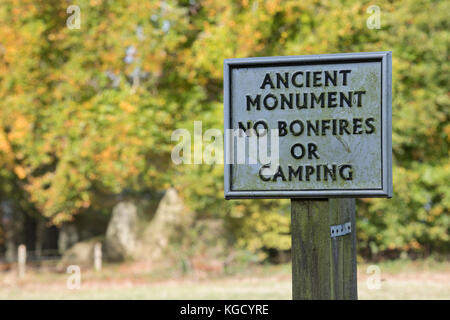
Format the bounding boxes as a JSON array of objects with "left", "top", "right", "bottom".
[{"left": 14, "top": 165, "right": 26, "bottom": 179}]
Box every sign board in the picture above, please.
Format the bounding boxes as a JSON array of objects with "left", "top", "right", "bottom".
[{"left": 224, "top": 52, "right": 392, "bottom": 199}]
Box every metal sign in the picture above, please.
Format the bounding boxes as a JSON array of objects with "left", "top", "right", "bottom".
[{"left": 224, "top": 52, "right": 392, "bottom": 199}]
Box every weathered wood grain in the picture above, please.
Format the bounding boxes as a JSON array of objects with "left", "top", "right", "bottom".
[{"left": 291, "top": 199, "right": 357, "bottom": 300}]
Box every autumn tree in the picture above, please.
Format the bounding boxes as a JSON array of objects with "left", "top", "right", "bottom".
[{"left": 0, "top": 0, "right": 448, "bottom": 258}]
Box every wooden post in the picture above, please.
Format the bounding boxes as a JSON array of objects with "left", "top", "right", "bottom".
[
  {"left": 94, "top": 242, "right": 102, "bottom": 272},
  {"left": 18, "top": 244, "right": 26, "bottom": 279},
  {"left": 291, "top": 199, "right": 357, "bottom": 300}
]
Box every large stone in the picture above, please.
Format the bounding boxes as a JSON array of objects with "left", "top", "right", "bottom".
[
  {"left": 139, "top": 188, "right": 192, "bottom": 260},
  {"left": 57, "top": 238, "right": 100, "bottom": 270},
  {"left": 104, "top": 201, "right": 138, "bottom": 261}
]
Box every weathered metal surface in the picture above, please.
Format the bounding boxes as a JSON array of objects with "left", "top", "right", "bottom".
[
  {"left": 330, "top": 222, "right": 352, "bottom": 238},
  {"left": 224, "top": 52, "right": 392, "bottom": 199}
]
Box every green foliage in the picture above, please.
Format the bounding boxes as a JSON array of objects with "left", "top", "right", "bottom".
[
  {"left": 0, "top": 0, "right": 448, "bottom": 258},
  {"left": 176, "top": 0, "right": 450, "bottom": 258}
]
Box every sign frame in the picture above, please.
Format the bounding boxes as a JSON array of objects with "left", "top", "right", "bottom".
[{"left": 224, "top": 52, "right": 392, "bottom": 199}]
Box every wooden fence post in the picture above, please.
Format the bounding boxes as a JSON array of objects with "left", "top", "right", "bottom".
[
  {"left": 18, "top": 244, "right": 26, "bottom": 279},
  {"left": 291, "top": 199, "right": 357, "bottom": 300},
  {"left": 94, "top": 242, "right": 102, "bottom": 272}
]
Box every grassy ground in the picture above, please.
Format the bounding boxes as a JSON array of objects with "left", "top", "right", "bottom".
[{"left": 0, "top": 258, "right": 448, "bottom": 300}]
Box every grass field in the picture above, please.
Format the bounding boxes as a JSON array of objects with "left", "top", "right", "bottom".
[{"left": 0, "top": 259, "right": 448, "bottom": 300}]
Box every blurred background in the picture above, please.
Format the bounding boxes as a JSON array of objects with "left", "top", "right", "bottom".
[{"left": 0, "top": 0, "right": 448, "bottom": 299}]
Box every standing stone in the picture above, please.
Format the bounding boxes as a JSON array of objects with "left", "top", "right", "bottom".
[
  {"left": 104, "top": 201, "right": 138, "bottom": 261},
  {"left": 139, "top": 188, "right": 192, "bottom": 260}
]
